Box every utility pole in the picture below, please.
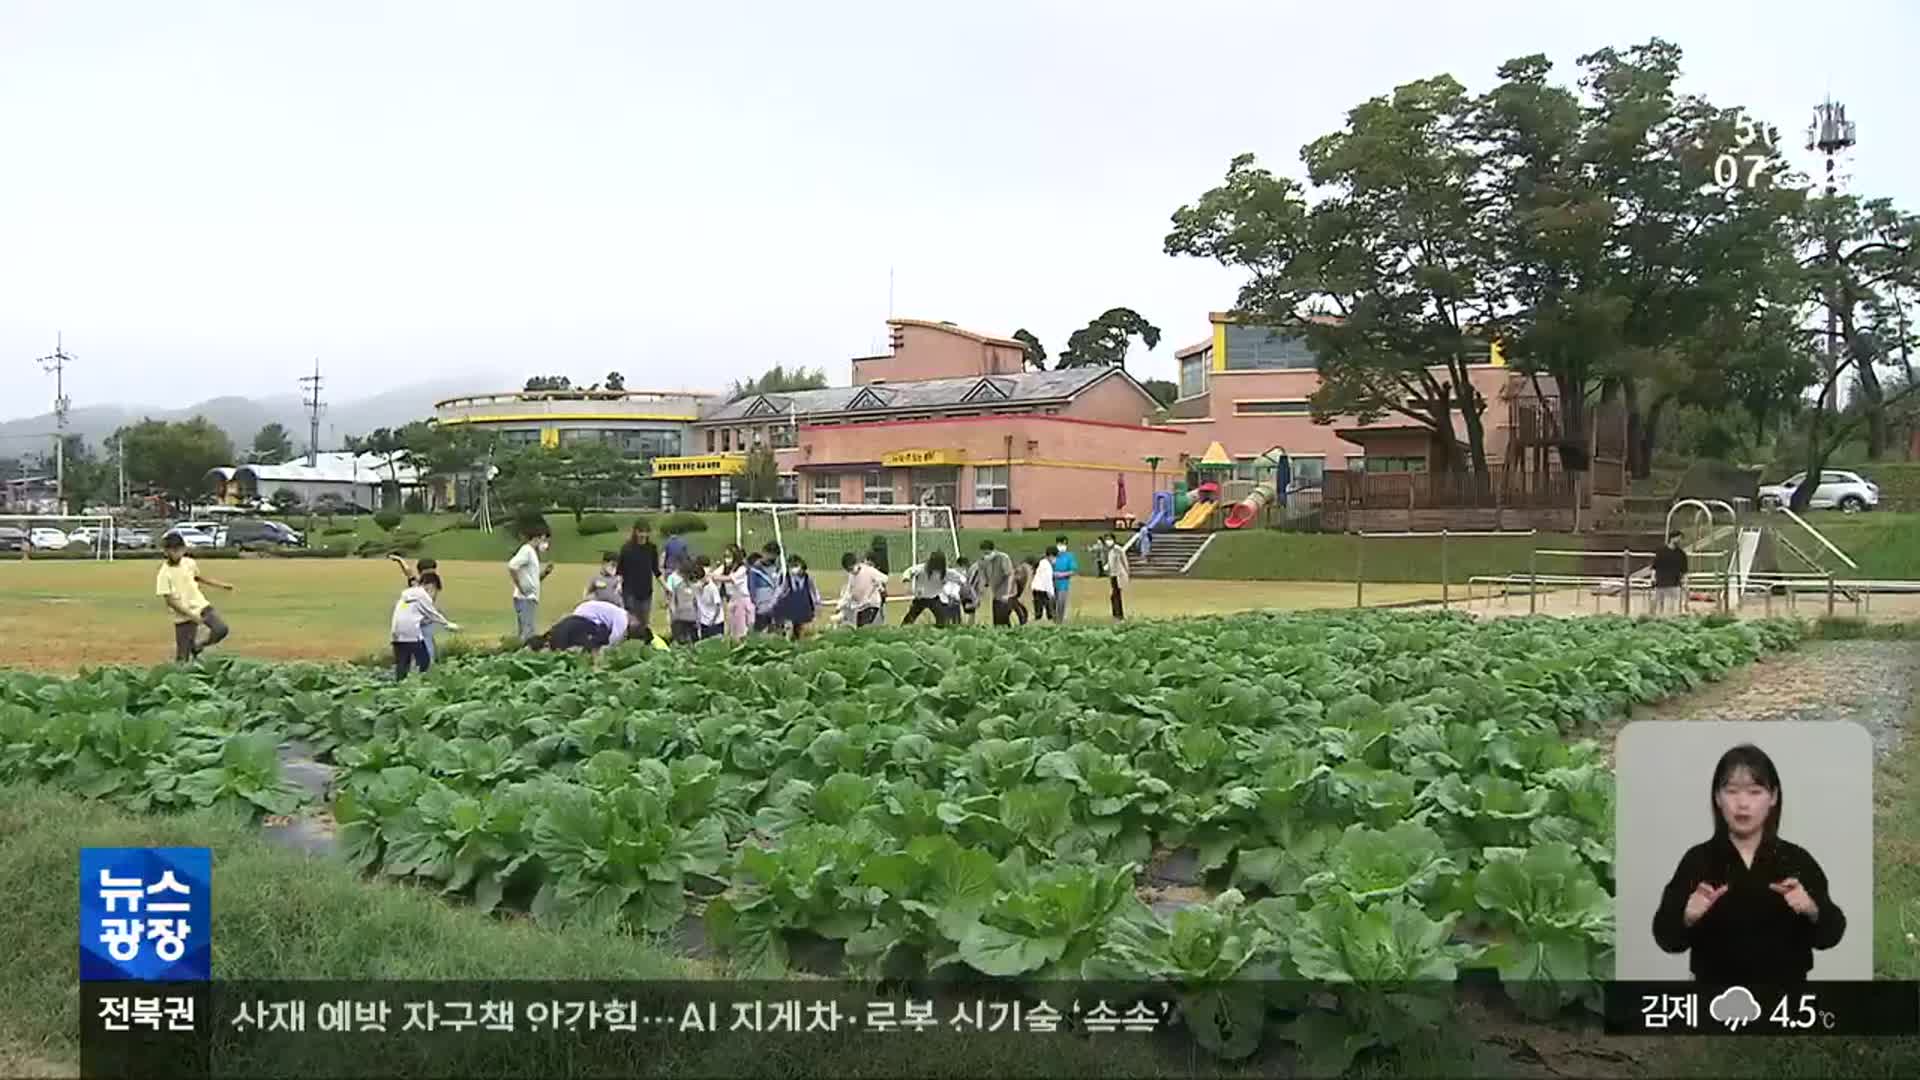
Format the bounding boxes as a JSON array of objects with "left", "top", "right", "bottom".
[
  {"left": 1808, "top": 98, "right": 1857, "bottom": 413},
  {"left": 299, "top": 359, "right": 325, "bottom": 467},
  {"left": 35, "top": 335, "right": 75, "bottom": 513}
]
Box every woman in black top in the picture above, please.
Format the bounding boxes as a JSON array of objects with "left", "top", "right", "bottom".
[{"left": 1651, "top": 743, "right": 1845, "bottom": 984}]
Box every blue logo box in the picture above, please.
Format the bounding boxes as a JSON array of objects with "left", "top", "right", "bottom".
[{"left": 79, "top": 847, "right": 211, "bottom": 982}]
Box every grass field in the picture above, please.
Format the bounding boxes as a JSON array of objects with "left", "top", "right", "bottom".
[{"left": 0, "top": 559, "right": 1440, "bottom": 671}]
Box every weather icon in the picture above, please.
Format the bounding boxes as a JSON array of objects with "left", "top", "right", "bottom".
[{"left": 1709, "top": 986, "right": 1762, "bottom": 1032}]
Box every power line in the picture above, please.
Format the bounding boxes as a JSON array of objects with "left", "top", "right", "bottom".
[
  {"left": 299, "top": 359, "right": 326, "bottom": 467},
  {"left": 34, "top": 334, "right": 75, "bottom": 512}
]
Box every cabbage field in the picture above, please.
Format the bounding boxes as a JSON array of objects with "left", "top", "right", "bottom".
[{"left": 0, "top": 611, "right": 1801, "bottom": 1069}]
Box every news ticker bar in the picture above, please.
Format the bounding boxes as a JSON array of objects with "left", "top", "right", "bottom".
[{"left": 80, "top": 979, "right": 1920, "bottom": 1079}]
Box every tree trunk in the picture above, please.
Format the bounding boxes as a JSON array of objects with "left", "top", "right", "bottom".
[
  {"left": 1626, "top": 390, "right": 1670, "bottom": 479},
  {"left": 1858, "top": 360, "right": 1886, "bottom": 460},
  {"left": 1792, "top": 402, "right": 1835, "bottom": 513},
  {"left": 1451, "top": 365, "right": 1490, "bottom": 474},
  {"left": 1551, "top": 363, "right": 1591, "bottom": 474}
]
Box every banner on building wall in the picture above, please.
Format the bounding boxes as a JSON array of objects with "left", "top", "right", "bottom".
[
  {"left": 650, "top": 454, "right": 748, "bottom": 477},
  {"left": 881, "top": 449, "right": 967, "bottom": 468}
]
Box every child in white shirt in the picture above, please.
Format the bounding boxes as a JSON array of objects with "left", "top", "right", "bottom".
[
  {"left": 693, "top": 556, "right": 725, "bottom": 640},
  {"left": 391, "top": 572, "right": 459, "bottom": 679}
]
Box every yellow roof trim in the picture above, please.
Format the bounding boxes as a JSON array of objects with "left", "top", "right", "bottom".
[
  {"left": 1198, "top": 440, "right": 1234, "bottom": 466},
  {"left": 437, "top": 413, "right": 698, "bottom": 425}
]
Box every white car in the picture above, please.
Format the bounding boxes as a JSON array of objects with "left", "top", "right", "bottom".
[
  {"left": 67, "top": 526, "right": 99, "bottom": 544},
  {"left": 166, "top": 527, "right": 217, "bottom": 548},
  {"left": 1758, "top": 470, "right": 1880, "bottom": 513},
  {"left": 28, "top": 527, "right": 70, "bottom": 550}
]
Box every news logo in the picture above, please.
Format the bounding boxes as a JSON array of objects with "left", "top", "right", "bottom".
[{"left": 79, "top": 847, "right": 211, "bottom": 982}]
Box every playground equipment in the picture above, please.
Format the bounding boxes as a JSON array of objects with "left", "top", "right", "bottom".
[
  {"left": 1224, "top": 446, "right": 1294, "bottom": 530},
  {"left": 1176, "top": 482, "right": 1221, "bottom": 529},
  {"left": 1131, "top": 489, "right": 1175, "bottom": 558},
  {"left": 1178, "top": 442, "right": 1234, "bottom": 530},
  {"left": 1224, "top": 482, "right": 1273, "bottom": 529}
]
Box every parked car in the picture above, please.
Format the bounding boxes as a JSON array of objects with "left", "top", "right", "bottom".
[
  {"left": 1758, "top": 470, "right": 1880, "bottom": 512},
  {"left": 165, "top": 526, "right": 217, "bottom": 548},
  {"left": 28, "top": 527, "right": 70, "bottom": 550},
  {"left": 116, "top": 528, "right": 154, "bottom": 549},
  {"left": 222, "top": 519, "right": 304, "bottom": 547},
  {"left": 67, "top": 526, "right": 99, "bottom": 544},
  {"left": 0, "top": 527, "right": 27, "bottom": 552}
]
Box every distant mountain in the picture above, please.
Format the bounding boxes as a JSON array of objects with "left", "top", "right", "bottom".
[{"left": 0, "top": 373, "right": 507, "bottom": 456}]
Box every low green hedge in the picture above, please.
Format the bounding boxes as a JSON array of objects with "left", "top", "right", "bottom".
[
  {"left": 658, "top": 512, "right": 708, "bottom": 536},
  {"left": 576, "top": 514, "right": 618, "bottom": 536},
  {"left": 354, "top": 531, "right": 423, "bottom": 557}
]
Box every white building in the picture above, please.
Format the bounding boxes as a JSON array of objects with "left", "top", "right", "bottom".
[{"left": 207, "top": 452, "right": 421, "bottom": 511}]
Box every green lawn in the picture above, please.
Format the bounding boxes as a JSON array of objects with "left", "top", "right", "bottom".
[{"left": 0, "top": 558, "right": 1440, "bottom": 672}]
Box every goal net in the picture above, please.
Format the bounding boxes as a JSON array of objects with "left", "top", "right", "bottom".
[
  {"left": 734, "top": 502, "right": 959, "bottom": 578},
  {"left": 0, "top": 514, "right": 118, "bottom": 559}
]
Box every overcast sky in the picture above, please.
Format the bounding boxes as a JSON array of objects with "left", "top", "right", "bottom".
[{"left": 2, "top": 0, "right": 1915, "bottom": 420}]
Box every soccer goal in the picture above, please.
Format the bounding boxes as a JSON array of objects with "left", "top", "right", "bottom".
[
  {"left": 734, "top": 502, "right": 959, "bottom": 575},
  {"left": 0, "top": 513, "right": 117, "bottom": 559}
]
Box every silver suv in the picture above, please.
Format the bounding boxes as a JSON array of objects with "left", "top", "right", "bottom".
[{"left": 1758, "top": 470, "right": 1880, "bottom": 513}]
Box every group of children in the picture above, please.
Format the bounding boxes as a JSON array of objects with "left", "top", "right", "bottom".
[
  {"left": 657, "top": 543, "right": 823, "bottom": 644},
  {"left": 374, "top": 519, "right": 1133, "bottom": 679}
]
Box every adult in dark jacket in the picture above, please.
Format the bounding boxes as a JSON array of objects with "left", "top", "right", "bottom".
[
  {"left": 616, "top": 521, "right": 663, "bottom": 633},
  {"left": 1652, "top": 534, "right": 1689, "bottom": 616},
  {"left": 1651, "top": 743, "right": 1845, "bottom": 984}
]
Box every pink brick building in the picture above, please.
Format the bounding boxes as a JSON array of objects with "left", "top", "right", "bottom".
[
  {"left": 1166, "top": 311, "right": 1534, "bottom": 486},
  {"left": 677, "top": 318, "right": 1185, "bottom": 528}
]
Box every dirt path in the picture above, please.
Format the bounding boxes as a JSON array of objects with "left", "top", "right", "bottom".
[{"left": 1610, "top": 639, "right": 1917, "bottom": 760}]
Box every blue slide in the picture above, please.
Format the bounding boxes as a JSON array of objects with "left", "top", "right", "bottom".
[{"left": 1132, "top": 490, "right": 1174, "bottom": 559}]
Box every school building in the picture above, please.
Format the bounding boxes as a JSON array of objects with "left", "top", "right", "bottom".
[
  {"left": 432, "top": 387, "right": 714, "bottom": 508},
  {"left": 1164, "top": 312, "right": 1624, "bottom": 529},
  {"left": 673, "top": 318, "right": 1188, "bottom": 528}
]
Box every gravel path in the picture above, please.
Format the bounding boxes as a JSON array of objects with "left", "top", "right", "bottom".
[{"left": 1625, "top": 639, "right": 1916, "bottom": 760}]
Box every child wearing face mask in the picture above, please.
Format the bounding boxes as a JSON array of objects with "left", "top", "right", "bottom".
[{"left": 506, "top": 521, "right": 556, "bottom": 642}]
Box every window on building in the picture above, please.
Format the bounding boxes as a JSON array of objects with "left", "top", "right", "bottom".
[
  {"left": 496, "top": 428, "right": 541, "bottom": 448},
  {"left": 1291, "top": 455, "right": 1326, "bottom": 489},
  {"left": 810, "top": 474, "right": 842, "bottom": 505},
  {"left": 770, "top": 425, "right": 797, "bottom": 449},
  {"left": 973, "top": 465, "right": 1009, "bottom": 509},
  {"left": 777, "top": 475, "right": 799, "bottom": 502},
  {"left": 1179, "top": 354, "right": 1210, "bottom": 399},
  {"left": 1367, "top": 456, "right": 1428, "bottom": 474},
  {"left": 862, "top": 471, "right": 894, "bottom": 505},
  {"left": 1345, "top": 455, "right": 1365, "bottom": 474},
  {"left": 705, "top": 430, "right": 716, "bottom": 453},
  {"left": 1233, "top": 399, "right": 1311, "bottom": 416},
  {"left": 751, "top": 427, "right": 764, "bottom": 448},
  {"left": 1224, "top": 325, "right": 1317, "bottom": 370},
  {"left": 721, "top": 429, "right": 733, "bottom": 452},
  {"left": 1231, "top": 457, "right": 1262, "bottom": 483}
]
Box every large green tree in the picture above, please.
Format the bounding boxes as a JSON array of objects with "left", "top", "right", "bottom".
[
  {"left": 250, "top": 422, "right": 294, "bottom": 465},
  {"left": 1167, "top": 39, "right": 1811, "bottom": 479},
  {"left": 1167, "top": 75, "right": 1501, "bottom": 472},
  {"left": 728, "top": 364, "right": 828, "bottom": 401},
  {"left": 1057, "top": 308, "right": 1161, "bottom": 370},
  {"left": 1476, "top": 41, "right": 1805, "bottom": 479},
  {"left": 493, "top": 442, "right": 646, "bottom": 524},
  {"left": 30, "top": 435, "right": 113, "bottom": 512},
  {"left": 115, "top": 417, "right": 234, "bottom": 513},
  {"left": 1785, "top": 193, "right": 1920, "bottom": 505},
  {"left": 1011, "top": 328, "right": 1048, "bottom": 370}
]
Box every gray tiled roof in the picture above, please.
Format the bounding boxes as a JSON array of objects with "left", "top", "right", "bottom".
[{"left": 697, "top": 366, "right": 1126, "bottom": 423}]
